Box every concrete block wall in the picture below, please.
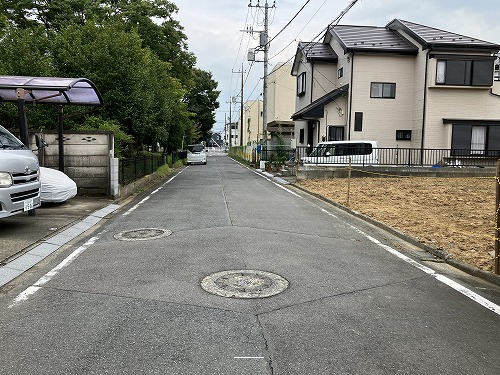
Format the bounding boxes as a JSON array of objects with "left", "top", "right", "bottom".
[{"left": 31, "top": 130, "right": 116, "bottom": 196}]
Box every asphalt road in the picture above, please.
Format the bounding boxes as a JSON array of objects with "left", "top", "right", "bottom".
[{"left": 1, "top": 155, "right": 500, "bottom": 374}]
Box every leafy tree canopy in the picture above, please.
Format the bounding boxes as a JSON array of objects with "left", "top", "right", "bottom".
[{"left": 0, "top": 0, "right": 220, "bottom": 154}]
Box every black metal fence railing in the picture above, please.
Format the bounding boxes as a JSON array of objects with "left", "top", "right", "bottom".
[
  {"left": 260, "top": 146, "right": 500, "bottom": 167},
  {"left": 119, "top": 151, "right": 186, "bottom": 185}
]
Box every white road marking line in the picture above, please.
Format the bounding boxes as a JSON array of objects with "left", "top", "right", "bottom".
[
  {"left": 232, "top": 158, "right": 301, "bottom": 197},
  {"left": 234, "top": 356, "right": 265, "bottom": 359},
  {"left": 8, "top": 235, "right": 101, "bottom": 308},
  {"left": 320, "top": 208, "right": 500, "bottom": 316},
  {"left": 321, "top": 208, "right": 338, "bottom": 218},
  {"left": 123, "top": 168, "right": 185, "bottom": 216}
]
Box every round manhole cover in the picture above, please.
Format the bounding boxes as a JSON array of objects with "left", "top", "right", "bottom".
[
  {"left": 114, "top": 228, "right": 172, "bottom": 241},
  {"left": 201, "top": 270, "right": 289, "bottom": 299}
]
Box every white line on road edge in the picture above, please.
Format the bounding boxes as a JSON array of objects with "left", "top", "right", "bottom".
[
  {"left": 321, "top": 208, "right": 500, "bottom": 316},
  {"left": 123, "top": 168, "right": 186, "bottom": 216},
  {"left": 234, "top": 357, "right": 265, "bottom": 359},
  {"left": 8, "top": 234, "right": 102, "bottom": 308},
  {"left": 232, "top": 158, "right": 301, "bottom": 197}
]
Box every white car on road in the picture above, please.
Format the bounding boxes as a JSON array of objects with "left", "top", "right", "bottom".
[{"left": 187, "top": 144, "right": 207, "bottom": 165}]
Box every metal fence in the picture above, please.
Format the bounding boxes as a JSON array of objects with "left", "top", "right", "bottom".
[
  {"left": 119, "top": 151, "right": 186, "bottom": 184},
  {"left": 260, "top": 146, "right": 500, "bottom": 167}
]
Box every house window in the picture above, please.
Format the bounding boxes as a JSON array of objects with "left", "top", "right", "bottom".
[
  {"left": 396, "top": 130, "right": 412, "bottom": 140},
  {"left": 299, "top": 128, "right": 305, "bottom": 143},
  {"left": 470, "top": 126, "right": 487, "bottom": 154},
  {"left": 297, "top": 72, "right": 306, "bottom": 96},
  {"left": 354, "top": 112, "right": 363, "bottom": 131},
  {"left": 436, "top": 59, "right": 494, "bottom": 86},
  {"left": 328, "top": 126, "right": 344, "bottom": 141},
  {"left": 370, "top": 82, "right": 396, "bottom": 98},
  {"left": 451, "top": 124, "right": 497, "bottom": 155},
  {"left": 338, "top": 67, "right": 343, "bottom": 79}
]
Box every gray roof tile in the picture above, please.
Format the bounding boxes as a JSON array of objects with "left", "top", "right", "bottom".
[
  {"left": 331, "top": 25, "right": 418, "bottom": 54},
  {"left": 387, "top": 19, "right": 500, "bottom": 50},
  {"left": 299, "top": 41, "right": 338, "bottom": 62}
]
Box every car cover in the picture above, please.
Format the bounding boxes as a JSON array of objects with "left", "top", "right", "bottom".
[{"left": 40, "top": 167, "right": 77, "bottom": 203}]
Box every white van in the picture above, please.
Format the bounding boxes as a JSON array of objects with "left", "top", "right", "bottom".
[
  {"left": 0, "top": 125, "right": 41, "bottom": 218},
  {"left": 186, "top": 144, "right": 207, "bottom": 165},
  {"left": 302, "top": 140, "right": 379, "bottom": 166}
]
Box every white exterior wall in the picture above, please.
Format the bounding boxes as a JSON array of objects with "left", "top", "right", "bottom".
[
  {"left": 268, "top": 63, "right": 295, "bottom": 123},
  {"left": 311, "top": 62, "right": 337, "bottom": 102},
  {"left": 243, "top": 99, "right": 263, "bottom": 145},
  {"left": 349, "top": 54, "right": 416, "bottom": 148},
  {"left": 423, "top": 56, "right": 500, "bottom": 149}
]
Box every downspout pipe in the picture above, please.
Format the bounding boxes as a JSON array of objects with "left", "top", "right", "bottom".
[
  {"left": 348, "top": 53, "right": 354, "bottom": 140},
  {"left": 421, "top": 50, "right": 430, "bottom": 154}
]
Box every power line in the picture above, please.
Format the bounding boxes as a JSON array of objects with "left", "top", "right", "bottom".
[{"left": 267, "top": 0, "right": 311, "bottom": 46}]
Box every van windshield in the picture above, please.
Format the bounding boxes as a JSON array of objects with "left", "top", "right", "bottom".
[
  {"left": 0, "top": 125, "right": 26, "bottom": 149},
  {"left": 188, "top": 144, "right": 204, "bottom": 153},
  {"left": 309, "top": 143, "right": 373, "bottom": 157}
]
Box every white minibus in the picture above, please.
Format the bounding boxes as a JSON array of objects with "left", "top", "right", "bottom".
[{"left": 302, "top": 140, "right": 379, "bottom": 166}]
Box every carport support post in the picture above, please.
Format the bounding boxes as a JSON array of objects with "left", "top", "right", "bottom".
[
  {"left": 496, "top": 160, "right": 500, "bottom": 274},
  {"left": 16, "top": 89, "right": 29, "bottom": 147},
  {"left": 57, "top": 105, "right": 65, "bottom": 172}
]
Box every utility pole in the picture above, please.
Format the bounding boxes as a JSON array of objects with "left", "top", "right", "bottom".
[
  {"left": 248, "top": 0, "right": 275, "bottom": 146},
  {"left": 240, "top": 63, "right": 244, "bottom": 146},
  {"left": 226, "top": 99, "right": 233, "bottom": 148},
  {"left": 232, "top": 65, "right": 245, "bottom": 146}
]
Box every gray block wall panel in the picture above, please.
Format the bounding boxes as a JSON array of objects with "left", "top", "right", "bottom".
[
  {"left": 44, "top": 232, "right": 74, "bottom": 246},
  {"left": 0, "top": 268, "right": 23, "bottom": 288},
  {"left": 6, "top": 254, "right": 44, "bottom": 272},
  {"left": 30, "top": 243, "right": 61, "bottom": 258}
]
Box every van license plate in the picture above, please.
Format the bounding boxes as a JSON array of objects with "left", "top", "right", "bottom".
[{"left": 24, "top": 199, "right": 34, "bottom": 211}]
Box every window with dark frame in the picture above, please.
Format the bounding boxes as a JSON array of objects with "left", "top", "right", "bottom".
[
  {"left": 328, "top": 126, "right": 344, "bottom": 141},
  {"left": 370, "top": 83, "right": 396, "bottom": 98},
  {"left": 338, "top": 67, "right": 343, "bottom": 79},
  {"left": 451, "top": 124, "right": 500, "bottom": 156},
  {"left": 354, "top": 112, "right": 363, "bottom": 131},
  {"left": 436, "top": 59, "right": 494, "bottom": 86},
  {"left": 297, "top": 72, "right": 306, "bottom": 96},
  {"left": 299, "top": 128, "right": 305, "bottom": 143},
  {"left": 396, "top": 130, "right": 412, "bottom": 140}
]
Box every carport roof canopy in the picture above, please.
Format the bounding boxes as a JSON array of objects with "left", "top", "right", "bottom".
[{"left": 0, "top": 76, "right": 102, "bottom": 106}]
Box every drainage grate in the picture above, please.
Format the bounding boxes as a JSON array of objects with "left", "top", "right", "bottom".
[
  {"left": 201, "top": 270, "right": 289, "bottom": 299},
  {"left": 114, "top": 228, "right": 172, "bottom": 241}
]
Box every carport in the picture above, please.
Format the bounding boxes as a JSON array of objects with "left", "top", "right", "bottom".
[{"left": 0, "top": 76, "right": 103, "bottom": 172}]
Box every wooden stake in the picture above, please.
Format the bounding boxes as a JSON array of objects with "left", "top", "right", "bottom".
[
  {"left": 347, "top": 156, "right": 352, "bottom": 207},
  {"left": 495, "top": 160, "right": 500, "bottom": 274}
]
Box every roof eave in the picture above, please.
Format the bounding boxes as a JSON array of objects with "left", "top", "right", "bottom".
[{"left": 345, "top": 47, "right": 418, "bottom": 55}]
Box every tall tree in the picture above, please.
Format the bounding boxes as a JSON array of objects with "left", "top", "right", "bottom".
[{"left": 184, "top": 69, "right": 220, "bottom": 142}]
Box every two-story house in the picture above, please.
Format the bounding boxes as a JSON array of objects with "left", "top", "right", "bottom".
[{"left": 291, "top": 19, "right": 500, "bottom": 157}]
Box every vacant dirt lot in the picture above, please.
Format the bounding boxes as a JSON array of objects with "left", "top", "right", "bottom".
[{"left": 296, "top": 177, "right": 497, "bottom": 273}]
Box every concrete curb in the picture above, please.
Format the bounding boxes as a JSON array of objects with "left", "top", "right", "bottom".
[{"left": 290, "top": 183, "right": 500, "bottom": 287}]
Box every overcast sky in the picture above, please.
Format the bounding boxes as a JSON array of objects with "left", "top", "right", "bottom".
[{"left": 174, "top": 0, "right": 500, "bottom": 133}]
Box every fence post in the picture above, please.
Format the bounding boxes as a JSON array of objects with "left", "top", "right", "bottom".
[
  {"left": 346, "top": 156, "right": 352, "bottom": 207},
  {"left": 495, "top": 161, "right": 500, "bottom": 274}
]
